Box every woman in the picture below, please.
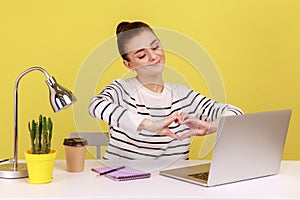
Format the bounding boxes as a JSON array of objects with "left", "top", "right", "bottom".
[{"left": 88, "top": 21, "right": 243, "bottom": 160}]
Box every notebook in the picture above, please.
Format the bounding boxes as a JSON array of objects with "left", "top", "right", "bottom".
[
  {"left": 92, "top": 166, "right": 151, "bottom": 181},
  {"left": 160, "top": 109, "right": 292, "bottom": 187}
]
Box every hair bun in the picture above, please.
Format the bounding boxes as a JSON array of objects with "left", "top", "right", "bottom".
[
  {"left": 116, "top": 21, "right": 130, "bottom": 34},
  {"left": 116, "top": 21, "right": 151, "bottom": 35}
]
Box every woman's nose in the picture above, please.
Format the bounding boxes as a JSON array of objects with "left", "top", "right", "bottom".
[{"left": 148, "top": 49, "right": 157, "bottom": 60}]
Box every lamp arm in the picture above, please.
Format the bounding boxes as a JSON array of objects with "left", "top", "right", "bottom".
[
  {"left": 13, "top": 66, "right": 52, "bottom": 170},
  {"left": 15, "top": 67, "right": 51, "bottom": 88}
]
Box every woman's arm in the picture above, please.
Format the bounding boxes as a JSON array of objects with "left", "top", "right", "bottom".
[
  {"left": 88, "top": 80, "right": 145, "bottom": 134},
  {"left": 178, "top": 104, "right": 244, "bottom": 140},
  {"left": 177, "top": 89, "right": 243, "bottom": 140}
]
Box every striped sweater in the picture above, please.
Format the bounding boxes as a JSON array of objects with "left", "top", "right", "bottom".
[{"left": 88, "top": 77, "right": 243, "bottom": 160}]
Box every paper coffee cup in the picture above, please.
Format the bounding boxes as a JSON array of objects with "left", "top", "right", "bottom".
[{"left": 63, "top": 138, "right": 88, "bottom": 172}]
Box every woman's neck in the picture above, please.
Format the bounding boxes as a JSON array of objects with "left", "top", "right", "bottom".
[{"left": 136, "top": 76, "right": 164, "bottom": 93}]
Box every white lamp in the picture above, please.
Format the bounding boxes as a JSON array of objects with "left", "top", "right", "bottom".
[{"left": 0, "top": 66, "right": 77, "bottom": 178}]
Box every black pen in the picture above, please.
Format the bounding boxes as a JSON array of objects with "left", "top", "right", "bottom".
[{"left": 95, "top": 166, "right": 125, "bottom": 176}]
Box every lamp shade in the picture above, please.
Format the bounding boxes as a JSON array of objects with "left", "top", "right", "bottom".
[{"left": 46, "top": 76, "right": 77, "bottom": 112}]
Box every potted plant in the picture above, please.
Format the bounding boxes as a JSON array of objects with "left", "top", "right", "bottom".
[{"left": 24, "top": 114, "right": 57, "bottom": 184}]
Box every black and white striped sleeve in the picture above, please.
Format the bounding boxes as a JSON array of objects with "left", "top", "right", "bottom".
[
  {"left": 88, "top": 80, "right": 144, "bottom": 134},
  {"left": 178, "top": 86, "right": 243, "bottom": 121},
  {"left": 194, "top": 94, "right": 244, "bottom": 121},
  {"left": 223, "top": 104, "right": 244, "bottom": 116}
]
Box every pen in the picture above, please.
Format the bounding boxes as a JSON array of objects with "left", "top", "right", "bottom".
[
  {"left": 95, "top": 166, "right": 125, "bottom": 176},
  {"left": 0, "top": 158, "right": 9, "bottom": 163},
  {"left": 0, "top": 158, "right": 14, "bottom": 163}
]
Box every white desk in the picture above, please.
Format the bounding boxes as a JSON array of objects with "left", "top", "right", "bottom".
[{"left": 0, "top": 160, "right": 299, "bottom": 200}]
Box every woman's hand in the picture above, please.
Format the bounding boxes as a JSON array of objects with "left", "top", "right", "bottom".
[
  {"left": 138, "top": 112, "right": 181, "bottom": 140},
  {"left": 178, "top": 113, "right": 213, "bottom": 140}
]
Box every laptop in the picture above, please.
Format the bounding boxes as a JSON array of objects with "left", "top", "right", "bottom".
[{"left": 160, "top": 109, "right": 292, "bottom": 187}]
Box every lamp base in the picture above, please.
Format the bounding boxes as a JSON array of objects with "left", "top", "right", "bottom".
[{"left": 0, "top": 163, "right": 28, "bottom": 179}]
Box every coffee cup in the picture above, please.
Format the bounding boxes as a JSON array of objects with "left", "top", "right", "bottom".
[{"left": 63, "top": 138, "right": 88, "bottom": 172}]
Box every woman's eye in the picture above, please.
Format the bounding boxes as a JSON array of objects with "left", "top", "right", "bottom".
[
  {"left": 152, "top": 45, "right": 160, "bottom": 50},
  {"left": 138, "top": 54, "right": 146, "bottom": 59}
]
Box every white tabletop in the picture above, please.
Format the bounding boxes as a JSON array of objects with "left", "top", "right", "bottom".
[{"left": 0, "top": 160, "right": 300, "bottom": 200}]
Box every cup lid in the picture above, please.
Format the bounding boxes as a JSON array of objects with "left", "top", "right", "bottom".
[{"left": 63, "top": 138, "right": 88, "bottom": 146}]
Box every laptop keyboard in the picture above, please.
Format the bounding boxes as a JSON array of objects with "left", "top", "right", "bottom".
[{"left": 188, "top": 172, "right": 209, "bottom": 181}]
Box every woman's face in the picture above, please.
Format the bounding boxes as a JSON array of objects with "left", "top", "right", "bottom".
[{"left": 123, "top": 30, "right": 165, "bottom": 78}]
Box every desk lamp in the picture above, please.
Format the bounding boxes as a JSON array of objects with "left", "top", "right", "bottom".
[{"left": 0, "top": 66, "right": 77, "bottom": 179}]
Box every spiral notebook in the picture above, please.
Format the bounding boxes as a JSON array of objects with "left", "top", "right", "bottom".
[{"left": 91, "top": 166, "right": 151, "bottom": 181}]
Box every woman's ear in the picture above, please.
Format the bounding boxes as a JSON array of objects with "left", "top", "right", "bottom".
[{"left": 123, "top": 60, "right": 135, "bottom": 70}]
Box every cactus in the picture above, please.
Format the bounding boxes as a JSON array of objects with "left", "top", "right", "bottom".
[
  {"left": 28, "top": 120, "right": 37, "bottom": 153},
  {"left": 28, "top": 114, "right": 53, "bottom": 154}
]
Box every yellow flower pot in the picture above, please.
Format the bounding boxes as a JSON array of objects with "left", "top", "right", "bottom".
[{"left": 24, "top": 149, "right": 57, "bottom": 184}]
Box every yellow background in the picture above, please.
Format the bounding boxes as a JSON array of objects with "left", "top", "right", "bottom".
[{"left": 0, "top": 0, "right": 299, "bottom": 160}]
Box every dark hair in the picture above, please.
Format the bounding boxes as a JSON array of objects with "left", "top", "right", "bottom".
[{"left": 116, "top": 21, "right": 155, "bottom": 60}]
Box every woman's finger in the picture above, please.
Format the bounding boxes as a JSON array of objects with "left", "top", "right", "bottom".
[{"left": 161, "top": 129, "right": 180, "bottom": 140}]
